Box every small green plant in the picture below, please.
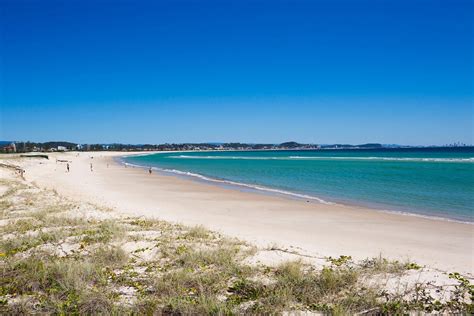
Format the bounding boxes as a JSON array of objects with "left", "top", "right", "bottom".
[
  {"left": 449, "top": 272, "right": 474, "bottom": 306},
  {"left": 405, "top": 262, "right": 422, "bottom": 270},
  {"left": 327, "top": 255, "right": 352, "bottom": 266},
  {"left": 129, "top": 219, "right": 154, "bottom": 229},
  {"left": 227, "top": 279, "right": 265, "bottom": 303}
]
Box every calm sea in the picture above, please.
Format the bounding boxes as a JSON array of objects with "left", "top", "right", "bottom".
[{"left": 123, "top": 148, "right": 474, "bottom": 222}]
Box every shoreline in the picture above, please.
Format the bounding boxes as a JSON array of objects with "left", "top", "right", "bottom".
[
  {"left": 119, "top": 153, "right": 474, "bottom": 225},
  {"left": 10, "top": 151, "right": 474, "bottom": 275}
]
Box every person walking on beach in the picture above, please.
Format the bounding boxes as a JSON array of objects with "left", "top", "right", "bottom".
[
  {"left": 149, "top": 167, "right": 152, "bottom": 175},
  {"left": 66, "top": 163, "right": 70, "bottom": 172},
  {"left": 90, "top": 163, "right": 93, "bottom": 172}
]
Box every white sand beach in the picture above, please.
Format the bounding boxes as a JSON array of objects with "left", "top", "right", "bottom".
[{"left": 15, "top": 151, "right": 474, "bottom": 275}]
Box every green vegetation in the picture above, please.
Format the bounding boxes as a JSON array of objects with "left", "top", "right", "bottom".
[{"left": 1, "top": 170, "right": 472, "bottom": 314}]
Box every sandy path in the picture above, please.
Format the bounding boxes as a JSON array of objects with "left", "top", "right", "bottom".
[{"left": 19, "top": 151, "right": 474, "bottom": 275}]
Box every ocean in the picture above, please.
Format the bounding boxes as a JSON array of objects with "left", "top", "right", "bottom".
[{"left": 123, "top": 148, "right": 474, "bottom": 222}]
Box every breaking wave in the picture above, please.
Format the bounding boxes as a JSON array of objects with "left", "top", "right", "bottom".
[{"left": 170, "top": 155, "right": 474, "bottom": 163}]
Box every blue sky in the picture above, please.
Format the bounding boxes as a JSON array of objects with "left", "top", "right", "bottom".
[{"left": 0, "top": 0, "right": 472, "bottom": 145}]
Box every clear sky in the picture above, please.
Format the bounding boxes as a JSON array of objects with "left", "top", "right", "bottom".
[{"left": 1, "top": 0, "right": 473, "bottom": 145}]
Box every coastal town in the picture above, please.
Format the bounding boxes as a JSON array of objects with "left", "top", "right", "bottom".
[
  {"left": 0, "top": 141, "right": 368, "bottom": 153},
  {"left": 2, "top": 140, "right": 471, "bottom": 154}
]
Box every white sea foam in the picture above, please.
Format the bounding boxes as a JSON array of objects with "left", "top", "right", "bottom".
[
  {"left": 289, "top": 156, "right": 474, "bottom": 162},
  {"left": 375, "top": 209, "right": 473, "bottom": 225},
  {"left": 156, "top": 167, "right": 335, "bottom": 205},
  {"left": 170, "top": 155, "right": 474, "bottom": 163},
  {"left": 172, "top": 155, "right": 278, "bottom": 160},
  {"left": 121, "top": 162, "right": 145, "bottom": 168}
]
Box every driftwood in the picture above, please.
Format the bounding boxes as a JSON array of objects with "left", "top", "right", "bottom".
[
  {"left": 20, "top": 154, "right": 49, "bottom": 159},
  {"left": 0, "top": 163, "right": 22, "bottom": 171}
]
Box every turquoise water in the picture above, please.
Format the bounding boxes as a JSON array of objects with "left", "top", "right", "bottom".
[{"left": 124, "top": 148, "right": 474, "bottom": 222}]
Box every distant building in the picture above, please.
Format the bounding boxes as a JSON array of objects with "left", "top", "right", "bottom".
[
  {"left": 57, "top": 146, "right": 67, "bottom": 151},
  {"left": 2, "top": 143, "right": 17, "bottom": 153}
]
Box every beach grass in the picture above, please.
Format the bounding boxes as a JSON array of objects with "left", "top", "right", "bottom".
[{"left": 0, "top": 168, "right": 472, "bottom": 314}]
